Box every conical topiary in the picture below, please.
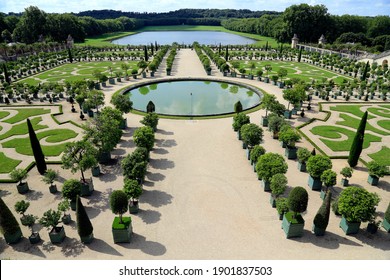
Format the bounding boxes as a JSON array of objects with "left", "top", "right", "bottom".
[
  {"left": 313, "top": 191, "right": 332, "bottom": 233},
  {"left": 234, "top": 101, "right": 243, "bottom": 114},
  {"left": 27, "top": 118, "right": 47, "bottom": 175},
  {"left": 0, "top": 196, "right": 22, "bottom": 244},
  {"left": 348, "top": 111, "right": 368, "bottom": 167},
  {"left": 76, "top": 196, "right": 93, "bottom": 242}
]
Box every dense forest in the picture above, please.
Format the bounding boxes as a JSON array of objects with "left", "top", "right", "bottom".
[{"left": 1, "top": 5, "right": 390, "bottom": 52}]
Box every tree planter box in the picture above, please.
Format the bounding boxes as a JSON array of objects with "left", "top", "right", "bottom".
[
  {"left": 231, "top": 72, "right": 236, "bottom": 77},
  {"left": 261, "top": 116, "right": 268, "bottom": 127},
  {"left": 70, "top": 200, "right": 76, "bottom": 211},
  {"left": 320, "top": 189, "right": 327, "bottom": 200},
  {"left": 29, "top": 232, "right": 41, "bottom": 244},
  {"left": 236, "top": 130, "right": 241, "bottom": 140},
  {"left": 285, "top": 146, "right": 297, "bottom": 159},
  {"left": 80, "top": 178, "right": 94, "bottom": 196},
  {"left": 284, "top": 110, "right": 292, "bottom": 119},
  {"left": 17, "top": 182, "right": 29, "bottom": 194},
  {"left": 262, "top": 180, "right": 271, "bottom": 192},
  {"left": 246, "top": 148, "right": 251, "bottom": 160},
  {"left": 366, "top": 223, "right": 378, "bottom": 234},
  {"left": 62, "top": 214, "right": 71, "bottom": 224},
  {"left": 150, "top": 72, "right": 155, "bottom": 77},
  {"left": 269, "top": 195, "right": 276, "bottom": 208},
  {"left": 119, "top": 118, "right": 127, "bottom": 129},
  {"left": 99, "top": 151, "right": 111, "bottom": 163},
  {"left": 282, "top": 212, "right": 305, "bottom": 238},
  {"left": 298, "top": 161, "right": 306, "bottom": 172},
  {"left": 308, "top": 175, "right": 322, "bottom": 191},
  {"left": 87, "top": 110, "right": 94, "bottom": 117},
  {"left": 4, "top": 229, "right": 23, "bottom": 244},
  {"left": 166, "top": 71, "right": 171, "bottom": 76},
  {"left": 264, "top": 77, "right": 269, "bottom": 83},
  {"left": 367, "top": 175, "right": 379, "bottom": 186},
  {"left": 382, "top": 219, "right": 390, "bottom": 232},
  {"left": 340, "top": 178, "right": 349, "bottom": 186},
  {"left": 116, "top": 77, "right": 121, "bottom": 82},
  {"left": 49, "top": 226, "right": 66, "bottom": 243},
  {"left": 312, "top": 224, "right": 326, "bottom": 236},
  {"left": 129, "top": 201, "right": 139, "bottom": 214},
  {"left": 142, "top": 72, "right": 146, "bottom": 78},
  {"left": 112, "top": 217, "right": 132, "bottom": 243},
  {"left": 49, "top": 184, "right": 58, "bottom": 194},
  {"left": 339, "top": 216, "right": 360, "bottom": 235},
  {"left": 242, "top": 142, "right": 247, "bottom": 149},
  {"left": 80, "top": 233, "right": 94, "bottom": 244},
  {"left": 280, "top": 141, "right": 287, "bottom": 148},
  {"left": 92, "top": 166, "right": 100, "bottom": 177}
]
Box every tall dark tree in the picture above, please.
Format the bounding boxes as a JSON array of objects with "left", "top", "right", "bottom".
[
  {"left": 313, "top": 191, "right": 332, "bottom": 232},
  {"left": 225, "top": 45, "right": 229, "bottom": 61},
  {"left": 298, "top": 46, "right": 303, "bottom": 62},
  {"left": 144, "top": 45, "right": 148, "bottom": 61},
  {"left": 27, "top": 118, "right": 47, "bottom": 175},
  {"left": 2, "top": 63, "right": 11, "bottom": 84},
  {"left": 68, "top": 48, "right": 73, "bottom": 63},
  {"left": 150, "top": 42, "right": 154, "bottom": 55},
  {"left": 265, "top": 41, "right": 268, "bottom": 51},
  {"left": 361, "top": 61, "right": 369, "bottom": 81},
  {"left": 76, "top": 195, "right": 93, "bottom": 241},
  {"left": 348, "top": 111, "right": 368, "bottom": 167},
  {"left": 0, "top": 196, "right": 22, "bottom": 244}
]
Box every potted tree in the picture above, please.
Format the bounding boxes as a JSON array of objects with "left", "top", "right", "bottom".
[
  {"left": 259, "top": 94, "right": 276, "bottom": 127},
  {"left": 123, "top": 178, "right": 143, "bottom": 214},
  {"left": 110, "top": 93, "right": 133, "bottom": 129},
  {"left": 14, "top": 200, "right": 31, "bottom": 226},
  {"left": 306, "top": 155, "right": 332, "bottom": 191},
  {"left": 278, "top": 127, "right": 301, "bottom": 159},
  {"left": 121, "top": 150, "right": 148, "bottom": 184},
  {"left": 42, "top": 169, "right": 58, "bottom": 194},
  {"left": 62, "top": 179, "right": 82, "bottom": 211},
  {"left": 39, "top": 209, "right": 66, "bottom": 243},
  {"left": 249, "top": 145, "right": 266, "bottom": 172},
  {"left": 282, "top": 186, "right": 308, "bottom": 238},
  {"left": 22, "top": 214, "right": 41, "bottom": 244},
  {"left": 110, "top": 190, "right": 132, "bottom": 243},
  {"left": 366, "top": 161, "right": 389, "bottom": 186},
  {"left": 338, "top": 186, "right": 380, "bottom": 235},
  {"left": 297, "top": 147, "right": 311, "bottom": 172},
  {"left": 312, "top": 191, "right": 332, "bottom": 236},
  {"left": 140, "top": 112, "right": 159, "bottom": 132},
  {"left": 320, "top": 169, "right": 337, "bottom": 199},
  {"left": 270, "top": 173, "right": 287, "bottom": 208},
  {"left": 276, "top": 197, "right": 289, "bottom": 220},
  {"left": 240, "top": 123, "right": 263, "bottom": 153},
  {"left": 267, "top": 114, "right": 287, "bottom": 139},
  {"left": 340, "top": 166, "right": 353, "bottom": 186},
  {"left": 133, "top": 126, "right": 155, "bottom": 151},
  {"left": 232, "top": 112, "right": 250, "bottom": 140},
  {"left": 76, "top": 195, "right": 94, "bottom": 243},
  {"left": 382, "top": 202, "right": 390, "bottom": 232},
  {"left": 9, "top": 168, "right": 29, "bottom": 194},
  {"left": 0, "top": 197, "right": 23, "bottom": 244},
  {"left": 256, "top": 153, "right": 288, "bottom": 191},
  {"left": 58, "top": 199, "right": 72, "bottom": 224}
]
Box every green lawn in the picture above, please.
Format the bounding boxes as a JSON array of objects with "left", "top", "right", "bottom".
[
  {"left": 2, "top": 129, "right": 78, "bottom": 156},
  {"left": 367, "top": 106, "right": 390, "bottom": 118},
  {"left": 377, "top": 120, "right": 390, "bottom": 131},
  {"left": 2, "top": 108, "right": 51, "bottom": 124},
  {"left": 77, "top": 31, "right": 137, "bottom": 47},
  {"left": 0, "top": 111, "right": 10, "bottom": 120},
  {"left": 336, "top": 113, "right": 389, "bottom": 135},
  {"left": 330, "top": 105, "right": 375, "bottom": 119},
  {"left": 0, "top": 117, "right": 48, "bottom": 140},
  {"left": 311, "top": 125, "right": 381, "bottom": 151},
  {"left": 368, "top": 146, "right": 390, "bottom": 166},
  {"left": 0, "top": 152, "right": 22, "bottom": 173}
]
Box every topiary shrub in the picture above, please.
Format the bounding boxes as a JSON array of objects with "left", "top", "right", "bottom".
[
  {"left": 240, "top": 123, "right": 263, "bottom": 149},
  {"left": 276, "top": 197, "right": 289, "bottom": 216},
  {"left": 270, "top": 173, "right": 288, "bottom": 199},
  {"left": 234, "top": 101, "right": 243, "bottom": 113},
  {"left": 232, "top": 112, "right": 250, "bottom": 132},
  {"left": 320, "top": 169, "right": 337, "bottom": 192},
  {"left": 250, "top": 145, "right": 266, "bottom": 164},
  {"left": 256, "top": 153, "right": 288, "bottom": 182},
  {"left": 287, "top": 186, "right": 308, "bottom": 218},
  {"left": 133, "top": 126, "right": 155, "bottom": 151},
  {"left": 123, "top": 178, "right": 143, "bottom": 203},
  {"left": 297, "top": 147, "right": 311, "bottom": 163},
  {"left": 0, "top": 196, "right": 22, "bottom": 242},
  {"left": 76, "top": 195, "right": 93, "bottom": 239},
  {"left": 110, "top": 190, "right": 128, "bottom": 224},
  {"left": 62, "top": 179, "right": 82, "bottom": 203},
  {"left": 140, "top": 113, "right": 159, "bottom": 131},
  {"left": 366, "top": 161, "right": 389, "bottom": 178},
  {"left": 313, "top": 191, "right": 332, "bottom": 231},
  {"left": 306, "top": 155, "right": 332, "bottom": 179}
]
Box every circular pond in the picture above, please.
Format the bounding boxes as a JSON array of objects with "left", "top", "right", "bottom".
[{"left": 126, "top": 79, "right": 262, "bottom": 116}]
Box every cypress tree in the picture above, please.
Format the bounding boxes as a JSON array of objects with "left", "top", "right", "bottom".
[
  {"left": 313, "top": 191, "right": 332, "bottom": 231},
  {"left": 265, "top": 41, "right": 268, "bottom": 52},
  {"left": 155, "top": 41, "right": 158, "bottom": 51},
  {"left": 150, "top": 43, "right": 154, "bottom": 55},
  {"left": 234, "top": 101, "right": 243, "bottom": 114},
  {"left": 218, "top": 43, "right": 221, "bottom": 55},
  {"left": 76, "top": 196, "right": 93, "bottom": 241},
  {"left": 27, "top": 118, "right": 47, "bottom": 175},
  {"left": 144, "top": 45, "right": 148, "bottom": 61},
  {"left": 225, "top": 45, "right": 229, "bottom": 62},
  {"left": 146, "top": 101, "right": 155, "bottom": 113},
  {"left": 68, "top": 48, "right": 73, "bottom": 63},
  {"left": 361, "top": 61, "right": 369, "bottom": 81},
  {"left": 348, "top": 111, "right": 368, "bottom": 167},
  {"left": 0, "top": 196, "right": 22, "bottom": 243},
  {"left": 2, "top": 63, "right": 11, "bottom": 84},
  {"left": 298, "top": 47, "right": 303, "bottom": 62}
]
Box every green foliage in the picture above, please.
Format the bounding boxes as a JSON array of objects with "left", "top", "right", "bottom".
[
  {"left": 140, "top": 113, "right": 159, "bottom": 130},
  {"left": 42, "top": 169, "right": 58, "bottom": 186},
  {"left": 9, "top": 168, "right": 28, "bottom": 184},
  {"left": 313, "top": 191, "right": 332, "bottom": 230},
  {"left": 123, "top": 178, "right": 143, "bottom": 202},
  {"left": 121, "top": 150, "right": 148, "bottom": 181},
  {"left": 366, "top": 161, "right": 389, "bottom": 178},
  {"left": 260, "top": 93, "right": 276, "bottom": 116},
  {"left": 340, "top": 166, "right": 353, "bottom": 179},
  {"left": 276, "top": 197, "right": 289, "bottom": 215},
  {"left": 348, "top": 111, "right": 368, "bottom": 167},
  {"left": 234, "top": 101, "right": 243, "bottom": 113},
  {"left": 133, "top": 126, "right": 155, "bottom": 151},
  {"left": 146, "top": 101, "right": 156, "bottom": 113},
  {"left": 270, "top": 173, "right": 288, "bottom": 198},
  {"left": 268, "top": 114, "right": 287, "bottom": 134},
  {"left": 62, "top": 179, "right": 82, "bottom": 202},
  {"left": 111, "top": 93, "right": 133, "bottom": 114},
  {"left": 278, "top": 126, "right": 301, "bottom": 147},
  {"left": 14, "top": 200, "right": 30, "bottom": 215},
  {"left": 27, "top": 118, "right": 46, "bottom": 175},
  {"left": 240, "top": 123, "right": 263, "bottom": 148},
  {"left": 58, "top": 200, "right": 70, "bottom": 215},
  {"left": 297, "top": 147, "right": 311, "bottom": 163},
  {"left": 110, "top": 190, "right": 128, "bottom": 223},
  {"left": 320, "top": 169, "right": 337, "bottom": 188},
  {"left": 76, "top": 196, "right": 93, "bottom": 238},
  {"left": 39, "top": 209, "right": 62, "bottom": 230},
  {"left": 249, "top": 145, "right": 266, "bottom": 163},
  {"left": 287, "top": 186, "right": 309, "bottom": 216},
  {"left": 282, "top": 84, "right": 306, "bottom": 110},
  {"left": 306, "top": 155, "right": 332, "bottom": 178},
  {"left": 84, "top": 90, "right": 105, "bottom": 112},
  {"left": 338, "top": 186, "right": 380, "bottom": 223},
  {"left": 0, "top": 197, "right": 21, "bottom": 235},
  {"left": 256, "top": 153, "right": 288, "bottom": 182},
  {"left": 232, "top": 112, "right": 250, "bottom": 131}
]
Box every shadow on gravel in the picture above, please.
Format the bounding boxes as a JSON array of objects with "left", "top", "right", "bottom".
[
  {"left": 142, "top": 189, "right": 173, "bottom": 208},
  {"left": 137, "top": 209, "right": 162, "bottom": 224},
  {"left": 157, "top": 129, "right": 174, "bottom": 136},
  {"left": 149, "top": 158, "right": 175, "bottom": 170},
  {"left": 292, "top": 230, "right": 363, "bottom": 249},
  {"left": 88, "top": 238, "right": 122, "bottom": 257},
  {"left": 116, "top": 233, "right": 166, "bottom": 256}
]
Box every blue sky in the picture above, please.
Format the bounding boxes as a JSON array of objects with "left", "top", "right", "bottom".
[{"left": 1, "top": 0, "right": 389, "bottom": 16}]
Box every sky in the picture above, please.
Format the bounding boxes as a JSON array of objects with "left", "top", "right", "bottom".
[{"left": 1, "top": 0, "right": 389, "bottom": 16}]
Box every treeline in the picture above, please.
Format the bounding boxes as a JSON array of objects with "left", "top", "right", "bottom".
[{"left": 221, "top": 4, "right": 390, "bottom": 52}]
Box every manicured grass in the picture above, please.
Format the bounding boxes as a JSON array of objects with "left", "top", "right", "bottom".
[
  {"left": 337, "top": 113, "right": 389, "bottom": 135},
  {"left": 2, "top": 129, "right": 78, "bottom": 156},
  {"left": 0, "top": 111, "right": 10, "bottom": 120},
  {"left": 0, "top": 152, "right": 21, "bottom": 173},
  {"left": 112, "top": 216, "right": 132, "bottom": 229},
  {"left": 0, "top": 117, "right": 48, "bottom": 140},
  {"left": 311, "top": 125, "right": 381, "bottom": 151},
  {"left": 330, "top": 105, "right": 375, "bottom": 119},
  {"left": 3, "top": 108, "right": 51, "bottom": 124},
  {"left": 377, "top": 120, "right": 390, "bottom": 131},
  {"left": 77, "top": 32, "right": 137, "bottom": 47},
  {"left": 367, "top": 106, "right": 390, "bottom": 118},
  {"left": 368, "top": 146, "right": 390, "bottom": 166}
]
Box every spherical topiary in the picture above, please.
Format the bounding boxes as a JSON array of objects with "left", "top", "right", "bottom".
[
  {"left": 288, "top": 186, "right": 308, "bottom": 215},
  {"left": 256, "top": 153, "right": 288, "bottom": 182},
  {"left": 133, "top": 126, "right": 155, "bottom": 151},
  {"left": 250, "top": 145, "right": 266, "bottom": 164},
  {"left": 240, "top": 123, "right": 263, "bottom": 148},
  {"left": 306, "top": 155, "right": 332, "bottom": 178},
  {"left": 320, "top": 169, "right": 337, "bottom": 188},
  {"left": 110, "top": 190, "right": 128, "bottom": 223},
  {"left": 297, "top": 147, "right": 311, "bottom": 163},
  {"left": 270, "top": 173, "right": 288, "bottom": 198},
  {"left": 232, "top": 112, "right": 250, "bottom": 131},
  {"left": 62, "top": 179, "right": 82, "bottom": 202}
]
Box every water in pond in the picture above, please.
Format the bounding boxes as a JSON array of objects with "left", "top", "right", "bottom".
[
  {"left": 127, "top": 80, "right": 261, "bottom": 116},
  {"left": 112, "top": 31, "right": 257, "bottom": 45}
]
